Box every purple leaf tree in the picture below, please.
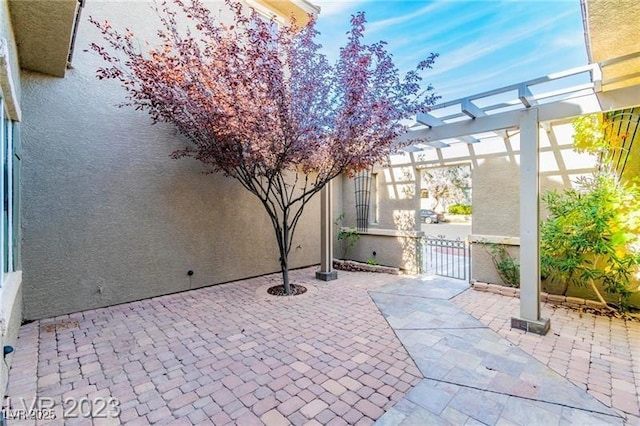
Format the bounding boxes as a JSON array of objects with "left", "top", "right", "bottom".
[{"left": 89, "top": 0, "right": 438, "bottom": 295}]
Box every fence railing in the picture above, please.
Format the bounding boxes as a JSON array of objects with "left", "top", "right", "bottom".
[{"left": 423, "top": 236, "right": 469, "bottom": 281}]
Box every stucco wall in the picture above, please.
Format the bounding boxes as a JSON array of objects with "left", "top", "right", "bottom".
[
  {"left": 471, "top": 121, "right": 596, "bottom": 284},
  {"left": 338, "top": 162, "right": 421, "bottom": 270},
  {"left": 20, "top": 1, "right": 320, "bottom": 320}
]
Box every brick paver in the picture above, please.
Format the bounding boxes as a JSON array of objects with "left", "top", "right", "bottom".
[
  {"left": 452, "top": 288, "right": 640, "bottom": 423},
  {"left": 4, "top": 268, "right": 421, "bottom": 424}
]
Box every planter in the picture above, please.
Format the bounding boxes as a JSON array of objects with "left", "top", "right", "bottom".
[{"left": 333, "top": 259, "right": 400, "bottom": 275}]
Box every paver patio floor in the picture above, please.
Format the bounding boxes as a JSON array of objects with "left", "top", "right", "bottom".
[
  {"left": 3, "top": 268, "right": 637, "bottom": 425},
  {"left": 5, "top": 268, "right": 420, "bottom": 425}
]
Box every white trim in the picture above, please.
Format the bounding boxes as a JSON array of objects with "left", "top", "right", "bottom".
[
  {"left": 290, "top": 0, "right": 320, "bottom": 15},
  {"left": 0, "top": 99, "right": 4, "bottom": 282},
  {"left": 468, "top": 235, "right": 520, "bottom": 246},
  {"left": 0, "top": 39, "right": 20, "bottom": 122},
  {"left": 245, "top": 0, "right": 286, "bottom": 24},
  {"left": 349, "top": 228, "right": 425, "bottom": 238},
  {"left": 6, "top": 121, "right": 12, "bottom": 272}
]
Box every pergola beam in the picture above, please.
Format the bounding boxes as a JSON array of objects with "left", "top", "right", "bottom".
[
  {"left": 398, "top": 63, "right": 640, "bottom": 336},
  {"left": 402, "top": 84, "right": 640, "bottom": 144},
  {"left": 461, "top": 99, "right": 485, "bottom": 119},
  {"left": 518, "top": 85, "right": 537, "bottom": 108}
]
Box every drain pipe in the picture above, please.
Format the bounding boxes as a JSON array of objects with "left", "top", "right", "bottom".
[
  {"left": 580, "top": 0, "right": 593, "bottom": 63},
  {"left": 67, "top": 0, "right": 86, "bottom": 67}
]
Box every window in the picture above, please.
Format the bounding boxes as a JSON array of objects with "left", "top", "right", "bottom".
[{"left": 0, "top": 97, "right": 18, "bottom": 281}]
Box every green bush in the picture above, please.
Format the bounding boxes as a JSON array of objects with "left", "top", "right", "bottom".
[
  {"left": 484, "top": 243, "right": 520, "bottom": 288},
  {"left": 540, "top": 172, "right": 640, "bottom": 311},
  {"left": 334, "top": 213, "right": 359, "bottom": 260},
  {"left": 448, "top": 204, "right": 472, "bottom": 215}
]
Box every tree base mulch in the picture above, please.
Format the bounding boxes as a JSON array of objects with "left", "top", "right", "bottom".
[{"left": 267, "top": 284, "right": 308, "bottom": 296}]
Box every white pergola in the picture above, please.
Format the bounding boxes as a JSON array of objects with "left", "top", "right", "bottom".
[{"left": 317, "top": 52, "right": 640, "bottom": 334}]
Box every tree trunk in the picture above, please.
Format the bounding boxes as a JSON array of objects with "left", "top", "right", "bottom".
[
  {"left": 281, "top": 258, "right": 291, "bottom": 295},
  {"left": 276, "top": 214, "right": 292, "bottom": 296},
  {"left": 588, "top": 257, "right": 614, "bottom": 311},
  {"left": 588, "top": 278, "right": 614, "bottom": 311}
]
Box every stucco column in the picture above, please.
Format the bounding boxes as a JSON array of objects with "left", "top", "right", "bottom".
[
  {"left": 316, "top": 180, "right": 337, "bottom": 281},
  {"left": 511, "top": 108, "right": 549, "bottom": 335}
]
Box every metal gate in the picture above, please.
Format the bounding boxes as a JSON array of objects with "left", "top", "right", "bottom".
[{"left": 423, "top": 236, "right": 470, "bottom": 280}]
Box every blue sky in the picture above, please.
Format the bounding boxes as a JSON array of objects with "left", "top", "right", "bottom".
[{"left": 312, "top": 0, "right": 588, "bottom": 103}]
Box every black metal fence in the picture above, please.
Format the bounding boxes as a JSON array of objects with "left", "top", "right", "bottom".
[{"left": 423, "top": 236, "right": 469, "bottom": 280}]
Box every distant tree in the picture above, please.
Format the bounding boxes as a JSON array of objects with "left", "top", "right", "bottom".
[
  {"left": 89, "top": 0, "right": 438, "bottom": 294},
  {"left": 422, "top": 166, "right": 470, "bottom": 211}
]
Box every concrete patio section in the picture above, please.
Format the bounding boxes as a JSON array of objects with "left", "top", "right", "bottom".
[
  {"left": 453, "top": 287, "right": 640, "bottom": 424},
  {"left": 372, "top": 275, "right": 624, "bottom": 425},
  {"left": 2, "top": 269, "right": 633, "bottom": 425}
]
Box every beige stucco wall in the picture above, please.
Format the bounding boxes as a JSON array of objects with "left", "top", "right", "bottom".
[
  {"left": 471, "top": 120, "right": 597, "bottom": 285},
  {"left": 341, "top": 162, "right": 419, "bottom": 233},
  {"left": 20, "top": 1, "right": 320, "bottom": 320},
  {"left": 584, "top": 0, "right": 640, "bottom": 91},
  {"left": 8, "top": 0, "right": 77, "bottom": 78},
  {"left": 338, "top": 161, "right": 422, "bottom": 271},
  {"left": 348, "top": 232, "right": 422, "bottom": 274}
]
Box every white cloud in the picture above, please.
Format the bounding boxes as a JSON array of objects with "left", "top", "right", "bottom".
[
  {"left": 366, "top": 3, "right": 443, "bottom": 33},
  {"left": 551, "top": 32, "right": 585, "bottom": 49},
  {"left": 427, "top": 9, "right": 575, "bottom": 79}
]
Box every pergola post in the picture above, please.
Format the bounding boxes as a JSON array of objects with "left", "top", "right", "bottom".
[
  {"left": 511, "top": 108, "right": 550, "bottom": 335},
  {"left": 316, "top": 180, "right": 337, "bottom": 281},
  {"left": 414, "top": 165, "right": 422, "bottom": 232}
]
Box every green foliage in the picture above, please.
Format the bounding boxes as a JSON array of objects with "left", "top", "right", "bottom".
[
  {"left": 334, "top": 213, "right": 360, "bottom": 260},
  {"left": 448, "top": 204, "right": 472, "bottom": 215},
  {"left": 572, "top": 115, "right": 610, "bottom": 155},
  {"left": 540, "top": 172, "right": 640, "bottom": 310},
  {"left": 573, "top": 113, "right": 630, "bottom": 171},
  {"left": 422, "top": 165, "right": 471, "bottom": 211},
  {"left": 484, "top": 243, "right": 520, "bottom": 288},
  {"left": 366, "top": 257, "right": 378, "bottom": 266}
]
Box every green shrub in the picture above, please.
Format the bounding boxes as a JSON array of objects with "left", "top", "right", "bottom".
[
  {"left": 484, "top": 242, "right": 520, "bottom": 288},
  {"left": 540, "top": 172, "right": 640, "bottom": 311},
  {"left": 448, "top": 204, "right": 472, "bottom": 215},
  {"left": 334, "top": 213, "right": 359, "bottom": 260}
]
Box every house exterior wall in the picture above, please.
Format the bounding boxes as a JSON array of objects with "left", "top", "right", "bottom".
[
  {"left": 20, "top": 1, "right": 320, "bottom": 320},
  {"left": 339, "top": 162, "right": 423, "bottom": 271},
  {"left": 0, "top": 0, "right": 22, "bottom": 400}
]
